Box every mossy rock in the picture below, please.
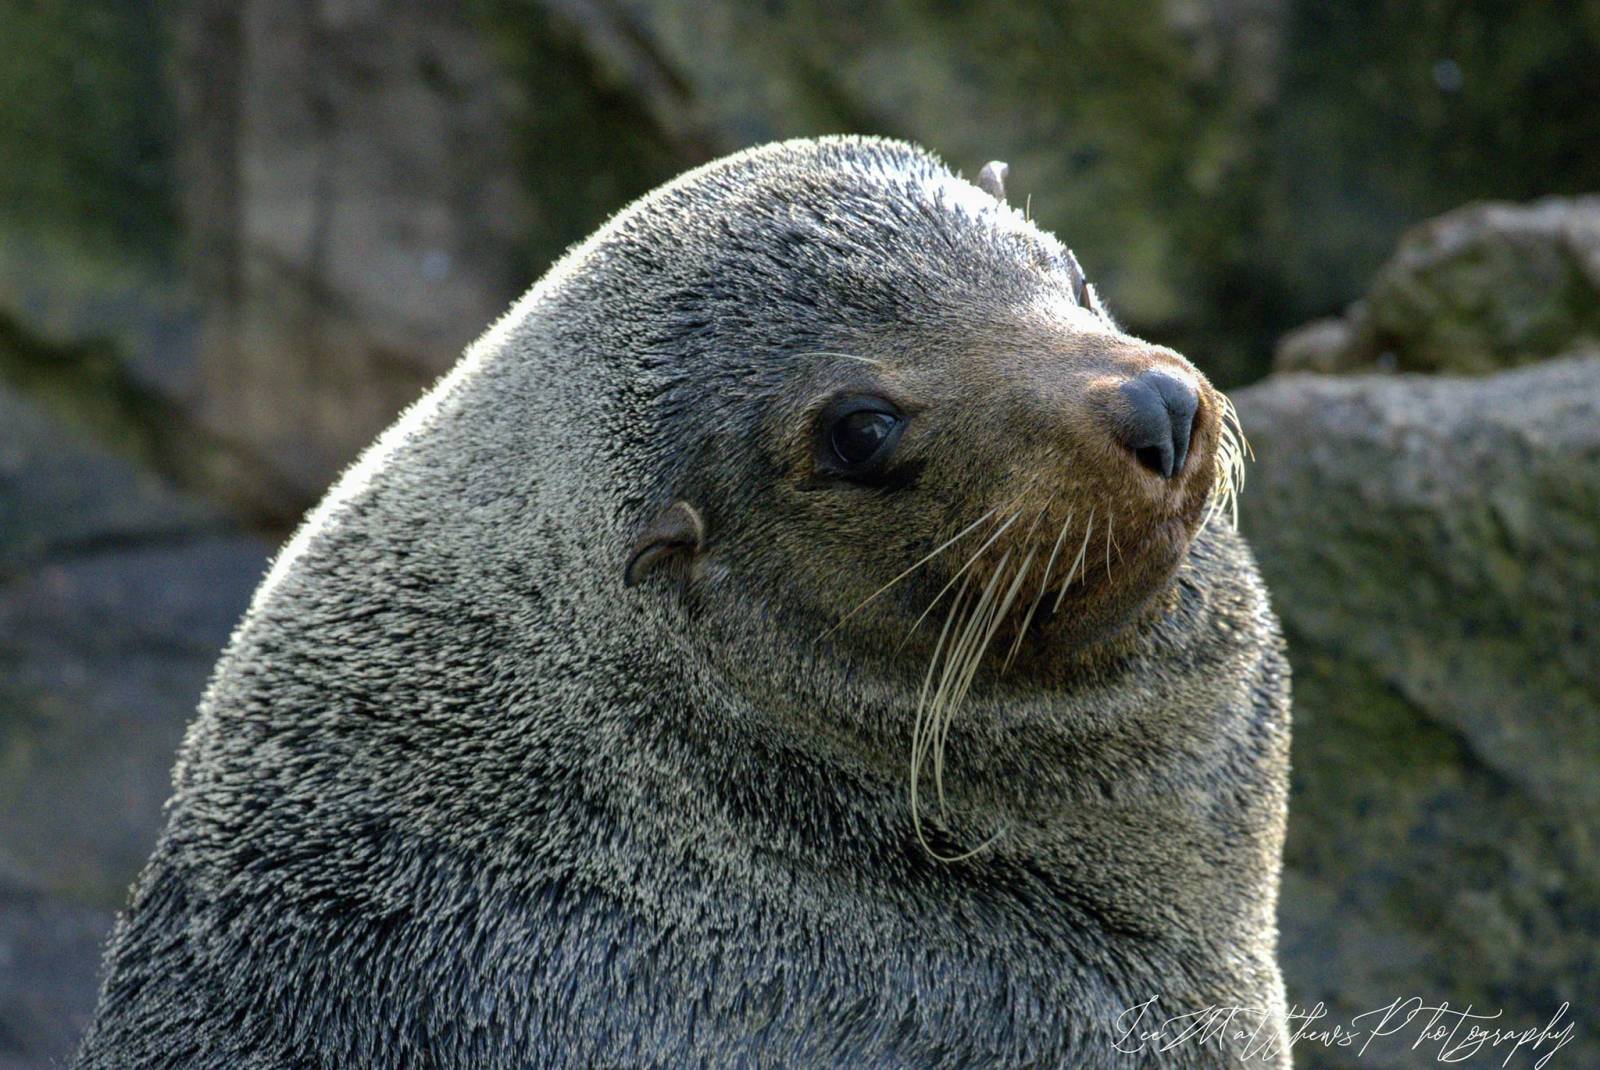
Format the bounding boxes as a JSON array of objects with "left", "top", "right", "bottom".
[
  {"left": 1235, "top": 355, "right": 1600, "bottom": 1067},
  {"left": 1276, "top": 197, "right": 1600, "bottom": 375}
]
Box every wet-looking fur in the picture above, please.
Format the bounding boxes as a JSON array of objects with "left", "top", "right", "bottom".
[{"left": 76, "top": 137, "right": 1291, "bottom": 1069}]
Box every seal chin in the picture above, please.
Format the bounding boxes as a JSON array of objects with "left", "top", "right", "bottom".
[{"left": 1025, "top": 512, "right": 1194, "bottom": 646}]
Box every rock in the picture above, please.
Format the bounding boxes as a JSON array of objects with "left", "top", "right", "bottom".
[
  {"left": 0, "top": 891, "right": 111, "bottom": 1070},
  {"left": 0, "top": 535, "right": 270, "bottom": 903},
  {"left": 0, "top": 387, "right": 271, "bottom": 1069},
  {"left": 1276, "top": 198, "right": 1600, "bottom": 375},
  {"left": 0, "top": 390, "right": 211, "bottom": 575},
  {"left": 1271, "top": 314, "right": 1362, "bottom": 374},
  {"left": 1234, "top": 354, "right": 1600, "bottom": 1069},
  {"left": 165, "top": 0, "right": 695, "bottom": 521},
  {"left": 170, "top": 0, "right": 532, "bottom": 517},
  {"left": 0, "top": 0, "right": 205, "bottom": 456}
]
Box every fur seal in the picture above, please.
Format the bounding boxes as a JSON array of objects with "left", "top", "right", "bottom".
[{"left": 76, "top": 136, "right": 1291, "bottom": 1068}]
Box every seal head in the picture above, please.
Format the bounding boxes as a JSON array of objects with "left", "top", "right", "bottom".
[{"left": 614, "top": 143, "right": 1245, "bottom": 679}]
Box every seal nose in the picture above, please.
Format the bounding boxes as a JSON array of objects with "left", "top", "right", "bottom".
[{"left": 1115, "top": 370, "right": 1200, "bottom": 479}]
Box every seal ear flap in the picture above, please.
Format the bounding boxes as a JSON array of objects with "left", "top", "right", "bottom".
[
  {"left": 977, "top": 160, "right": 1009, "bottom": 204},
  {"left": 624, "top": 501, "right": 706, "bottom": 588}
]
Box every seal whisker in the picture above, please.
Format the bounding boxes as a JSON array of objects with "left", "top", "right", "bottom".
[
  {"left": 1003, "top": 508, "right": 1075, "bottom": 671},
  {"left": 795, "top": 350, "right": 884, "bottom": 367},
  {"left": 819, "top": 504, "right": 1002, "bottom": 642},
  {"left": 914, "top": 543, "right": 1030, "bottom": 859},
  {"left": 899, "top": 507, "right": 1026, "bottom": 648},
  {"left": 928, "top": 551, "right": 1011, "bottom": 813},
  {"left": 891, "top": 480, "right": 1039, "bottom": 653},
  {"left": 911, "top": 570, "right": 982, "bottom": 838},
  {"left": 911, "top": 571, "right": 974, "bottom": 800},
  {"left": 1204, "top": 391, "right": 1251, "bottom": 530},
  {"left": 933, "top": 545, "right": 1036, "bottom": 817},
  {"left": 1104, "top": 512, "right": 1115, "bottom": 582},
  {"left": 948, "top": 548, "right": 1034, "bottom": 724},
  {"left": 912, "top": 813, "right": 1006, "bottom": 864},
  {"left": 1051, "top": 506, "right": 1097, "bottom": 615}
]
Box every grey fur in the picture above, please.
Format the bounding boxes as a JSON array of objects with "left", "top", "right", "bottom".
[{"left": 76, "top": 137, "right": 1291, "bottom": 1068}]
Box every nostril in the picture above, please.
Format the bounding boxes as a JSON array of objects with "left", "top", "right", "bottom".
[
  {"left": 1115, "top": 370, "right": 1200, "bottom": 480},
  {"left": 1134, "top": 444, "right": 1168, "bottom": 477}
]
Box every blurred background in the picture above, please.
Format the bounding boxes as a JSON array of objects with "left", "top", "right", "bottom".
[{"left": 1, "top": 1, "right": 1596, "bottom": 1066}]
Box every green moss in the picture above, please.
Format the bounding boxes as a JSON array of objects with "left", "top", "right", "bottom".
[
  {"left": 0, "top": 0, "right": 179, "bottom": 269},
  {"left": 1283, "top": 626, "right": 1600, "bottom": 1039},
  {"left": 0, "top": 311, "right": 175, "bottom": 470},
  {"left": 466, "top": 0, "right": 692, "bottom": 282}
]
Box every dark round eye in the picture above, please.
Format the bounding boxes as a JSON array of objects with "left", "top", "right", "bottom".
[
  {"left": 813, "top": 394, "right": 909, "bottom": 484},
  {"left": 831, "top": 409, "right": 901, "bottom": 468}
]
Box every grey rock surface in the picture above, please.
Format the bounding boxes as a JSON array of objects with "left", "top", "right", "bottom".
[
  {"left": 0, "top": 388, "right": 270, "bottom": 1070},
  {"left": 1235, "top": 354, "right": 1600, "bottom": 1068},
  {"left": 0, "top": 892, "right": 110, "bottom": 1070},
  {"left": 171, "top": 0, "right": 529, "bottom": 517}
]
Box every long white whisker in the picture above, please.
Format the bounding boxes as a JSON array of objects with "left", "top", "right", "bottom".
[
  {"left": 819, "top": 504, "right": 1001, "bottom": 641},
  {"left": 907, "top": 480, "right": 1055, "bottom": 864},
  {"left": 794, "top": 350, "right": 883, "bottom": 366},
  {"left": 1104, "top": 512, "right": 1114, "bottom": 581},
  {"left": 1204, "top": 391, "right": 1250, "bottom": 531},
  {"left": 949, "top": 549, "right": 1033, "bottom": 720},
  {"left": 899, "top": 509, "right": 1025, "bottom": 647},
  {"left": 1004, "top": 508, "right": 1074, "bottom": 671},
  {"left": 910, "top": 561, "right": 1015, "bottom": 865},
  {"left": 930, "top": 543, "right": 1036, "bottom": 821},
  {"left": 1052, "top": 506, "right": 1096, "bottom": 615},
  {"left": 911, "top": 573, "right": 977, "bottom": 851},
  {"left": 912, "top": 573, "right": 973, "bottom": 786},
  {"left": 917, "top": 547, "right": 1027, "bottom": 863},
  {"left": 930, "top": 551, "right": 1010, "bottom": 813}
]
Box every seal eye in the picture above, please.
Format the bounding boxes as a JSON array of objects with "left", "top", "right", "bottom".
[
  {"left": 831, "top": 409, "right": 899, "bottom": 468},
  {"left": 814, "top": 394, "right": 909, "bottom": 484}
]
